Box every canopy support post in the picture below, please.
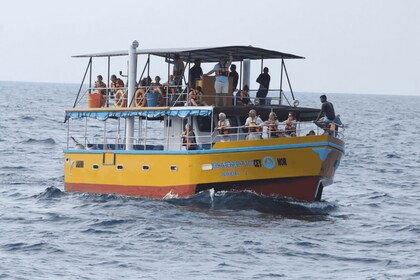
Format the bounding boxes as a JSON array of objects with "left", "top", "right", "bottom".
[{"left": 126, "top": 40, "right": 139, "bottom": 151}]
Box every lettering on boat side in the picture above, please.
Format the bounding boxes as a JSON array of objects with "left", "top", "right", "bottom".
[
  {"left": 212, "top": 158, "right": 288, "bottom": 170},
  {"left": 76, "top": 161, "right": 84, "bottom": 168},
  {"left": 277, "top": 157, "right": 287, "bottom": 166},
  {"left": 221, "top": 171, "right": 240, "bottom": 177}
]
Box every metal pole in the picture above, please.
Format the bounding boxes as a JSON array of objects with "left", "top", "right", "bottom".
[
  {"left": 73, "top": 57, "right": 91, "bottom": 108},
  {"left": 280, "top": 59, "right": 284, "bottom": 105},
  {"left": 107, "top": 56, "right": 111, "bottom": 107},
  {"left": 89, "top": 58, "right": 92, "bottom": 93},
  {"left": 283, "top": 61, "right": 295, "bottom": 100},
  {"left": 243, "top": 59, "right": 251, "bottom": 88},
  {"left": 125, "top": 40, "right": 139, "bottom": 150}
]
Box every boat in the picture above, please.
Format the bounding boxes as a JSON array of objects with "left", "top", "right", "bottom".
[{"left": 64, "top": 42, "right": 345, "bottom": 201}]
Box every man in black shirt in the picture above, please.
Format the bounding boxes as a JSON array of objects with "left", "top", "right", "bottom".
[
  {"left": 229, "top": 64, "right": 239, "bottom": 93},
  {"left": 189, "top": 59, "right": 203, "bottom": 89},
  {"left": 315, "top": 94, "right": 336, "bottom": 131},
  {"left": 256, "top": 67, "right": 271, "bottom": 105}
]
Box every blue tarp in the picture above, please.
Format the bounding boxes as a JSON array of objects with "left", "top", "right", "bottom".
[{"left": 65, "top": 108, "right": 213, "bottom": 122}]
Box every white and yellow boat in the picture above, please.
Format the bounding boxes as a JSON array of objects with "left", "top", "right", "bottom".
[{"left": 64, "top": 43, "right": 344, "bottom": 201}]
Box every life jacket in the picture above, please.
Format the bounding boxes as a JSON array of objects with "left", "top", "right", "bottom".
[
  {"left": 111, "top": 79, "right": 124, "bottom": 89},
  {"left": 268, "top": 122, "right": 280, "bottom": 136},
  {"left": 95, "top": 81, "right": 107, "bottom": 96},
  {"left": 216, "top": 64, "right": 229, "bottom": 77},
  {"left": 285, "top": 121, "right": 296, "bottom": 135},
  {"left": 217, "top": 120, "right": 229, "bottom": 135},
  {"left": 248, "top": 117, "right": 261, "bottom": 133}
]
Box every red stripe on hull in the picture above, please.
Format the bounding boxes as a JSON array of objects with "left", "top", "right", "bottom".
[{"left": 65, "top": 183, "right": 197, "bottom": 199}]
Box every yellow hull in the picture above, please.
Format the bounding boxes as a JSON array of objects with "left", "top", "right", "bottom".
[{"left": 64, "top": 135, "right": 344, "bottom": 201}]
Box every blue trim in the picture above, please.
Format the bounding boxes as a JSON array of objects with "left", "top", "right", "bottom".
[
  {"left": 65, "top": 108, "right": 212, "bottom": 122},
  {"left": 64, "top": 141, "right": 345, "bottom": 155},
  {"left": 312, "top": 148, "right": 332, "bottom": 161}
]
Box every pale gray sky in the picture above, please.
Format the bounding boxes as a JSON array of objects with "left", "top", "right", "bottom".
[{"left": 0, "top": 0, "right": 419, "bottom": 95}]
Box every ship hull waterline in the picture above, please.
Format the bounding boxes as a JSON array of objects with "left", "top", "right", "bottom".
[{"left": 64, "top": 135, "right": 344, "bottom": 202}]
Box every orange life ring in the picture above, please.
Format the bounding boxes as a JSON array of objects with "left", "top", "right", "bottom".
[
  {"left": 134, "top": 88, "right": 147, "bottom": 107},
  {"left": 114, "top": 89, "right": 127, "bottom": 107}
]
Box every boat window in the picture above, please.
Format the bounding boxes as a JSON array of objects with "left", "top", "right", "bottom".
[
  {"left": 92, "top": 164, "right": 99, "bottom": 170},
  {"left": 170, "top": 165, "right": 178, "bottom": 172},
  {"left": 197, "top": 116, "right": 211, "bottom": 132},
  {"left": 142, "top": 165, "right": 150, "bottom": 171},
  {"left": 116, "top": 165, "right": 124, "bottom": 170}
]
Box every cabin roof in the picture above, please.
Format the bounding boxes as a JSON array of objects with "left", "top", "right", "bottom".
[{"left": 72, "top": 46, "right": 304, "bottom": 61}]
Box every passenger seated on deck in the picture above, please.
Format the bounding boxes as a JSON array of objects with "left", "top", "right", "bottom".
[
  {"left": 244, "top": 109, "right": 263, "bottom": 140},
  {"left": 263, "top": 112, "right": 282, "bottom": 138},
  {"left": 181, "top": 124, "right": 197, "bottom": 150},
  {"left": 314, "top": 94, "right": 336, "bottom": 134},
  {"left": 189, "top": 86, "right": 208, "bottom": 106},
  {"left": 217, "top": 112, "right": 231, "bottom": 142},
  {"left": 236, "top": 85, "right": 252, "bottom": 106},
  {"left": 284, "top": 112, "right": 297, "bottom": 137},
  {"left": 110, "top": 74, "right": 125, "bottom": 97},
  {"left": 94, "top": 75, "right": 107, "bottom": 106}
]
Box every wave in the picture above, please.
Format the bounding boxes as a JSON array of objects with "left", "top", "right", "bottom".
[
  {"left": 166, "top": 190, "right": 337, "bottom": 220},
  {"left": 36, "top": 186, "right": 65, "bottom": 199},
  {"left": 22, "top": 138, "right": 56, "bottom": 145}
]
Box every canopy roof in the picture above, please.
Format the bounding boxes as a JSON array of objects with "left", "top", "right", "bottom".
[
  {"left": 65, "top": 106, "right": 213, "bottom": 122},
  {"left": 72, "top": 46, "right": 304, "bottom": 62}
]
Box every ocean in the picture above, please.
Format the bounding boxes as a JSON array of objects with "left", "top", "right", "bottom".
[{"left": 0, "top": 81, "right": 419, "bottom": 279}]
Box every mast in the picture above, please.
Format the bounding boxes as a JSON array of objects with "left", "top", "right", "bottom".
[{"left": 126, "top": 40, "right": 139, "bottom": 150}]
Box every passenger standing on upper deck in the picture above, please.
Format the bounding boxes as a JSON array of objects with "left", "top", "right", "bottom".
[
  {"left": 206, "top": 53, "right": 232, "bottom": 107},
  {"left": 189, "top": 59, "right": 203, "bottom": 89},
  {"left": 229, "top": 64, "right": 239, "bottom": 94},
  {"left": 256, "top": 67, "right": 271, "bottom": 105},
  {"left": 314, "top": 94, "right": 336, "bottom": 131},
  {"left": 166, "top": 54, "right": 185, "bottom": 86}
]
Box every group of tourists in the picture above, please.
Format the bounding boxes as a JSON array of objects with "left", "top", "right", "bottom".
[{"left": 216, "top": 109, "right": 298, "bottom": 141}]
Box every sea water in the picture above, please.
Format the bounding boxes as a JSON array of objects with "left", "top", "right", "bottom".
[{"left": 0, "top": 81, "right": 419, "bottom": 279}]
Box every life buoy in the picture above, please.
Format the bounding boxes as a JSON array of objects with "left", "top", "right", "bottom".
[
  {"left": 134, "top": 88, "right": 147, "bottom": 107},
  {"left": 114, "top": 89, "right": 127, "bottom": 107}
]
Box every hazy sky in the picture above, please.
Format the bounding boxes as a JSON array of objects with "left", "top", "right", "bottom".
[{"left": 1, "top": 0, "right": 419, "bottom": 95}]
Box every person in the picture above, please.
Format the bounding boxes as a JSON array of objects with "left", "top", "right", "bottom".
[
  {"left": 166, "top": 54, "right": 185, "bottom": 86},
  {"left": 110, "top": 74, "right": 125, "bottom": 96},
  {"left": 206, "top": 53, "right": 232, "bottom": 107},
  {"left": 181, "top": 124, "right": 197, "bottom": 150},
  {"left": 94, "top": 75, "right": 107, "bottom": 106},
  {"left": 314, "top": 95, "right": 336, "bottom": 133},
  {"left": 244, "top": 109, "right": 263, "bottom": 140},
  {"left": 284, "top": 112, "right": 297, "bottom": 136},
  {"left": 263, "top": 112, "right": 282, "bottom": 138},
  {"left": 237, "top": 85, "right": 252, "bottom": 105},
  {"left": 229, "top": 64, "right": 239, "bottom": 94},
  {"left": 152, "top": 76, "right": 162, "bottom": 87},
  {"left": 189, "top": 59, "right": 203, "bottom": 89},
  {"left": 217, "top": 112, "right": 231, "bottom": 141},
  {"left": 306, "top": 130, "right": 316, "bottom": 136},
  {"left": 256, "top": 67, "right": 271, "bottom": 105},
  {"left": 189, "top": 86, "right": 208, "bottom": 106}
]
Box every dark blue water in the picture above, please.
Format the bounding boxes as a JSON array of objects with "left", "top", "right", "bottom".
[{"left": 1, "top": 81, "right": 419, "bottom": 279}]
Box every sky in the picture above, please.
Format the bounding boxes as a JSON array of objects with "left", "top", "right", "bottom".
[{"left": 0, "top": 0, "right": 419, "bottom": 95}]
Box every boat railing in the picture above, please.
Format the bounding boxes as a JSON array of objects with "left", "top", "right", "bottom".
[
  {"left": 67, "top": 120, "right": 344, "bottom": 151},
  {"left": 75, "top": 86, "right": 296, "bottom": 109}
]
